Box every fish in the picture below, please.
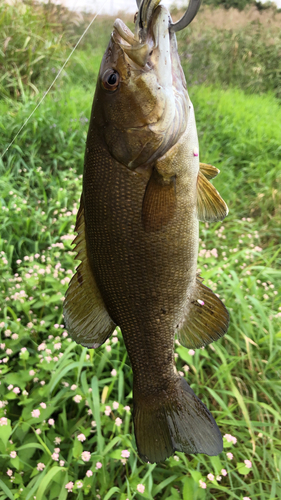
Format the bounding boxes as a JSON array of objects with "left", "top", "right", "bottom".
[{"left": 63, "top": 0, "right": 229, "bottom": 463}]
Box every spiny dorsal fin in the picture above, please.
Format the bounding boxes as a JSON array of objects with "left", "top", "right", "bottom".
[
  {"left": 176, "top": 278, "right": 229, "bottom": 349},
  {"left": 142, "top": 168, "right": 176, "bottom": 233},
  {"left": 197, "top": 170, "right": 228, "bottom": 222},
  {"left": 63, "top": 197, "right": 116, "bottom": 348},
  {"left": 199, "top": 162, "right": 220, "bottom": 180}
]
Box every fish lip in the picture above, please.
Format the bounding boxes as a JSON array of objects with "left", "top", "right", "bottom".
[
  {"left": 112, "top": 25, "right": 153, "bottom": 69},
  {"left": 113, "top": 18, "right": 136, "bottom": 46}
]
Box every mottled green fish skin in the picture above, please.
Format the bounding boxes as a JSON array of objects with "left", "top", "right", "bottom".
[{"left": 64, "top": 3, "right": 229, "bottom": 463}]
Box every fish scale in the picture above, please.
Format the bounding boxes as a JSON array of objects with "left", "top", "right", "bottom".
[
  {"left": 84, "top": 132, "right": 188, "bottom": 390},
  {"left": 64, "top": 0, "right": 229, "bottom": 463}
]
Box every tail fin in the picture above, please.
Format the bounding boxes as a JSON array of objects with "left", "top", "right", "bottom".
[{"left": 134, "top": 377, "right": 222, "bottom": 463}]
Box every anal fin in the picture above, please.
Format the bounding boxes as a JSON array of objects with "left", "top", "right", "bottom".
[
  {"left": 63, "top": 197, "right": 116, "bottom": 348},
  {"left": 176, "top": 278, "right": 229, "bottom": 349},
  {"left": 142, "top": 168, "right": 176, "bottom": 233},
  {"left": 197, "top": 169, "right": 228, "bottom": 222}
]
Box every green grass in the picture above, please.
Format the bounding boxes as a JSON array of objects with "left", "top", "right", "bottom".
[
  {"left": 0, "top": 3, "right": 280, "bottom": 500},
  {"left": 177, "top": 15, "right": 281, "bottom": 99}
]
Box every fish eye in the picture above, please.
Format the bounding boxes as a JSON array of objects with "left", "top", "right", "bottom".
[{"left": 102, "top": 69, "right": 120, "bottom": 91}]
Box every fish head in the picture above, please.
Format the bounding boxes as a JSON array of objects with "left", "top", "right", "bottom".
[{"left": 93, "top": 3, "right": 189, "bottom": 169}]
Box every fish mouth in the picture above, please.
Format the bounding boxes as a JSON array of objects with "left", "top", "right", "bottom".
[
  {"left": 113, "top": 0, "right": 202, "bottom": 70},
  {"left": 112, "top": 19, "right": 152, "bottom": 69},
  {"left": 112, "top": 0, "right": 170, "bottom": 69}
]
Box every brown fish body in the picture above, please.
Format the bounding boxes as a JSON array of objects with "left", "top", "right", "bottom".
[
  {"left": 64, "top": 3, "right": 229, "bottom": 463},
  {"left": 84, "top": 97, "right": 198, "bottom": 384}
]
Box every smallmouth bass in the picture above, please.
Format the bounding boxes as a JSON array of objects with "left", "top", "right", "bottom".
[{"left": 64, "top": 0, "right": 229, "bottom": 463}]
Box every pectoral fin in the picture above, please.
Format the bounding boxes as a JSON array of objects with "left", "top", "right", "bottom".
[
  {"left": 176, "top": 278, "right": 229, "bottom": 349},
  {"left": 199, "top": 162, "right": 220, "bottom": 180},
  {"left": 142, "top": 168, "right": 176, "bottom": 233},
  {"left": 197, "top": 170, "right": 228, "bottom": 222},
  {"left": 63, "top": 197, "right": 116, "bottom": 348}
]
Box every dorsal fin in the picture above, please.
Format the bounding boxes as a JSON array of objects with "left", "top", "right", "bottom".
[
  {"left": 197, "top": 170, "right": 228, "bottom": 222},
  {"left": 63, "top": 197, "right": 116, "bottom": 348}
]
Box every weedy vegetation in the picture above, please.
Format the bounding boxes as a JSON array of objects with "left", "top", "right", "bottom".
[{"left": 0, "top": 1, "right": 280, "bottom": 499}]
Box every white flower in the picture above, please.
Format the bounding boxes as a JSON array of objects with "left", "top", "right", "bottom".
[
  {"left": 77, "top": 433, "right": 86, "bottom": 442},
  {"left": 199, "top": 480, "right": 207, "bottom": 489},
  {"left": 81, "top": 451, "right": 91, "bottom": 462},
  {"left": 65, "top": 481, "right": 74, "bottom": 492},
  {"left": 244, "top": 460, "right": 252, "bottom": 469},
  {"left": 73, "top": 395, "right": 82, "bottom": 403},
  {"left": 104, "top": 405, "right": 111, "bottom": 416}
]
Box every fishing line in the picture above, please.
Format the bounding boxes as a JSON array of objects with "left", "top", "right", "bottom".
[{"left": 1, "top": 6, "right": 103, "bottom": 159}]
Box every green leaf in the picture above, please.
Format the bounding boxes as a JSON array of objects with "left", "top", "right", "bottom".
[
  {"left": 10, "top": 456, "right": 20, "bottom": 470},
  {"left": 209, "top": 455, "right": 223, "bottom": 475},
  {"left": 166, "top": 487, "right": 181, "bottom": 500},
  {"left": 5, "top": 393, "right": 17, "bottom": 400},
  {"left": 237, "top": 462, "right": 251, "bottom": 475},
  {"left": 17, "top": 443, "right": 45, "bottom": 453},
  {"left": 91, "top": 376, "right": 104, "bottom": 453},
  {"left": 183, "top": 477, "right": 195, "bottom": 500},
  {"left": 49, "top": 361, "right": 81, "bottom": 394},
  {"left": 102, "top": 436, "right": 121, "bottom": 456},
  {"left": 152, "top": 475, "right": 178, "bottom": 496},
  {"left": 190, "top": 471, "right": 202, "bottom": 483},
  {"left": 103, "top": 487, "right": 121, "bottom": 500},
  {"left": 109, "top": 449, "right": 122, "bottom": 460},
  {"left": 0, "top": 479, "right": 14, "bottom": 500},
  {"left": 72, "top": 438, "right": 83, "bottom": 459},
  {"left": 0, "top": 420, "right": 12, "bottom": 448},
  {"left": 36, "top": 466, "right": 66, "bottom": 500}
]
